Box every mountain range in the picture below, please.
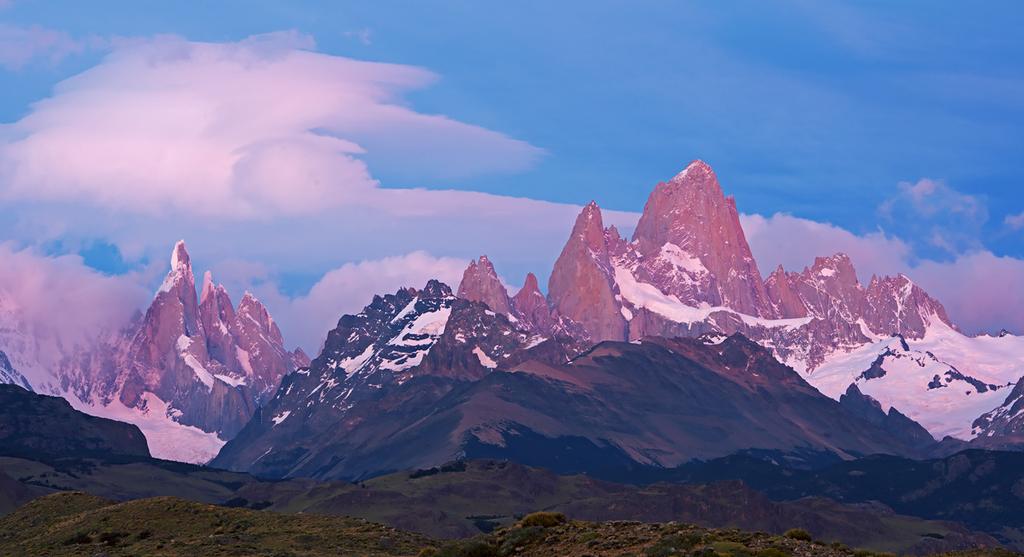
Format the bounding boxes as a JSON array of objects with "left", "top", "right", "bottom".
[
  {"left": 1, "top": 160, "right": 1022, "bottom": 472},
  {"left": 213, "top": 160, "right": 1024, "bottom": 479}
]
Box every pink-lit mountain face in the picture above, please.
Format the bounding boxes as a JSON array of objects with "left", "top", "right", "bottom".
[
  {"left": 34, "top": 242, "right": 307, "bottom": 463},
  {"left": 546, "top": 161, "right": 955, "bottom": 352},
  {"left": 462, "top": 160, "right": 1024, "bottom": 441}
]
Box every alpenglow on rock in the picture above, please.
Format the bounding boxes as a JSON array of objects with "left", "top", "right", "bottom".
[
  {"left": 59, "top": 241, "right": 306, "bottom": 463},
  {"left": 472, "top": 160, "right": 1022, "bottom": 442}
]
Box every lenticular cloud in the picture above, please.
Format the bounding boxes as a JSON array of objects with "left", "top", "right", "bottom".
[{"left": 0, "top": 31, "right": 543, "bottom": 218}]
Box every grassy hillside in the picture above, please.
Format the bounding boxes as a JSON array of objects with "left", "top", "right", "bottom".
[
  {"left": 0, "top": 492, "right": 431, "bottom": 557},
  {"left": 233, "top": 460, "right": 999, "bottom": 555},
  {"left": 1, "top": 457, "right": 1006, "bottom": 555},
  {"left": 1, "top": 495, "right": 1016, "bottom": 557}
]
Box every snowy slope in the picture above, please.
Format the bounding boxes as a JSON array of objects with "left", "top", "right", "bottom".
[
  {"left": 65, "top": 391, "right": 225, "bottom": 463},
  {"left": 806, "top": 321, "right": 1024, "bottom": 439},
  {"left": 0, "top": 350, "right": 32, "bottom": 391}
]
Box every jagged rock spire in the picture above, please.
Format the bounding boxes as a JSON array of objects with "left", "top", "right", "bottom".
[
  {"left": 457, "top": 256, "right": 513, "bottom": 315},
  {"left": 512, "top": 272, "right": 554, "bottom": 334}
]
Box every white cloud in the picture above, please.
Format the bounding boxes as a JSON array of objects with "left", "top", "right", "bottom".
[
  {"left": 0, "top": 31, "right": 543, "bottom": 217},
  {"left": 343, "top": 28, "right": 372, "bottom": 46}
]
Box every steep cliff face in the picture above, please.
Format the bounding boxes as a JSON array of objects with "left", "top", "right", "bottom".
[
  {"left": 631, "top": 160, "right": 774, "bottom": 317},
  {"left": 541, "top": 162, "right": 957, "bottom": 360},
  {"left": 547, "top": 202, "right": 627, "bottom": 343}
]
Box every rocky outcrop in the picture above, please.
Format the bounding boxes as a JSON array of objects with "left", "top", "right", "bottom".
[
  {"left": 863, "top": 274, "right": 953, "bottom": 338},
  {"left": 971, "top": 377, "right": 1024, "bottom": 449},
  {"left": 215, "top": 331, "right": 932, "bottom": 481},
  {"left": 839, "top": 384, "right": 935, "bottom": 450},
  {"left": 537, "top": 161, "right": 957, "bottom": 374},
  {"left": 213, "top": 279, "right": 574, "bottom": 478}
]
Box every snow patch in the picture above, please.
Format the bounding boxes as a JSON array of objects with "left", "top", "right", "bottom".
[
  {"left": 614, "top": 265, "right": 810, "bottom": 329},
  {"left": 271, "top": 410, "right": 292, "bottom": 426},
  {"left": 473, "top": 346, "right": 497, "bottom": 369},
  {"left": 67, "top": 391, "right": 224, "bottom": 464}
]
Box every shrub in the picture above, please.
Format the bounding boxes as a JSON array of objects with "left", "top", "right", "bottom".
[
  {"left": 98, "top": 530, "right": 127, "bottom": 546},
  {"left": 757, "top": 548, "right": 790, "bottom": 557},
  {"left": 62, "top": 531, "right": 92, "bottom": 545},
  {"left": 519, "top": 511, "right": 566, "bottom": 528},
  {"left": 783, "top": 528, "right": 812, "bottom": 542}
]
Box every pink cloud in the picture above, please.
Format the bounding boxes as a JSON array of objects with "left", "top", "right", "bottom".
[
  {"left": 911, "top": 251, "right": 1024, "bottom": 335},
  {"left": 0, "top": 31, "right": 543, "bottom": 217},
  {"left": 0, "top": 242, "right": 150, "bottom": 349}
]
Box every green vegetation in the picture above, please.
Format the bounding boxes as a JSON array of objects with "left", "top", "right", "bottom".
[
  {"left": 0, "top": 491, "right": 430, "bottom": 556},
  {"left": 1, "top": 491, "right": 1019, "bottom": 557},
  {"left": 518, "top": 511, "right": 566, "bottom": 528},
  {"left": 784, "top": 528, "right": 813, "bottom": 542}
]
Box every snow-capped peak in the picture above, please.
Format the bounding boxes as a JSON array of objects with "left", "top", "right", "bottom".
[{"left": 670, "top": 158, "right": 712, "bottom": 182}]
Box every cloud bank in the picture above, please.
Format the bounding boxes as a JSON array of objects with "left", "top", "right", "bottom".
[
  {"left": 0, "top": 31, "right": 543, "bottom": 217},
  {"left": 0, "top": 243, "right": 149, "bottom": 349}
]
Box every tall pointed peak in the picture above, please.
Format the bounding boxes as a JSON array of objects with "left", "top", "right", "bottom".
[
  {"left": 170, "top": 240, "right": 190, "bottom": 272},
  {"left": 578, "top": 200, "right": 601, "bottom": 223},
  {"left": 520, "top": 272, "right": 540, "bottom": 294},
  {"left": 569, "top": 201, "right": 607, "bottom": 253},
  {"left": 200, "top": 271, "right": 215, "bottom": 303},
  {"left": 670, "top": 159, "right": 715, "bottom": 182},
  {"left": 513, "top": 271, "right": 544, "bottom": 304},
  {"left": 633, "top": 158, "right": 773, "bottom": 317},
  {"left": 157, "top": 240, "right": 195, "bottom": 295},
  {"left": 239, "top": 290, "right": 260, "bottom": 306}
]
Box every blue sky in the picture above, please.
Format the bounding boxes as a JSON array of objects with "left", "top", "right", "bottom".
[{"left": 0, "top": 1, "right": 1022, "bottom": 348}]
